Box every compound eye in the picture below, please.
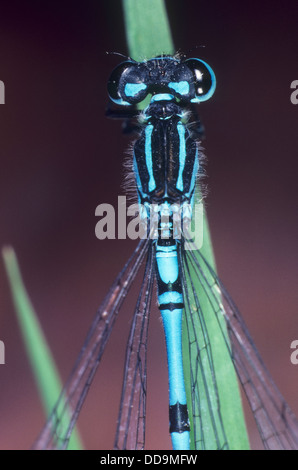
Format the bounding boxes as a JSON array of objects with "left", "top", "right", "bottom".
[
  {"left": 107, "top": 61, "right": 149, "bottom": 106},
  {"left": 107, "top": 61, "right": 134, "bottom": 105},
  {"left": 184, "top": 58, "right": 216, "bottom": 102}
]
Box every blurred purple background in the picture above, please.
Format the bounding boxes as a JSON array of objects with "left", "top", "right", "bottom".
[{"left": 0, "top": 0, "right": 298, "bottom": 450}]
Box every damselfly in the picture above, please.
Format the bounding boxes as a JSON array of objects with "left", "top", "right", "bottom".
[{"left": 33, "top": 55, "right": 298, "bottom": 450}]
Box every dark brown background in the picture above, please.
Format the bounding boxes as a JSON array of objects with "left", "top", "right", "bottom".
[{"left": 0, "top": 0, "right": 298, "bottom": 450}]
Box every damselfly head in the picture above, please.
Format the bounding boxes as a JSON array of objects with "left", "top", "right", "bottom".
[{"left": 107, "top": 56, "right": 216, "bottom": 106}]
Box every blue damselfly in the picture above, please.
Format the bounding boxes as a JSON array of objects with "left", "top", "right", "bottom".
[{"left": 33, "top": 55, "right": 298, "bottom": 450}]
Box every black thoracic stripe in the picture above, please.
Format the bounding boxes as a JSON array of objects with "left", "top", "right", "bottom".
[
  {"left": 151, "top": 120, "right": 165, "bottom": 194},
  {"left": 183, "top": 135, "right": 197, "bottom": 193},
  {"left": 169, "top": 402, "right": 190, "bottom": 433},
  {"left": 166, "top": 118, "right": 180, "bottom": 186},
  {"left": 134, "top": 135, "right": 149, "bottom": 194}
]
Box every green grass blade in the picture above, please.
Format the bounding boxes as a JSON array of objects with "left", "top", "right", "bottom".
[
  {"left": 122, "top": 0, "right": 174, "bottom": 61},
  {"left": 182, "top": 202, "right": 250, "bottom": 449},
  {"left": 2, "top": 246, "right": 83, "bottom": 450},
  {"left": 122, "top": 0, "right": 249, "bottom": 450}
]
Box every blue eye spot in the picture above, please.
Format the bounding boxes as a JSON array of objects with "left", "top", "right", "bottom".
[
  {"left": 168, "top": 81, "right": 190, "bottom": 95},
  {"left": 124, "top": 82, "right": 147, "bottom": 97}
]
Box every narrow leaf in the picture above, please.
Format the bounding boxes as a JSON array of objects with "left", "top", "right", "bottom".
[
  {"left": 2, "top": 246, "right": 83, "bottom": 450},
  {"left": 122, "top": 0, "right": 174, "bottom": 61}
]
